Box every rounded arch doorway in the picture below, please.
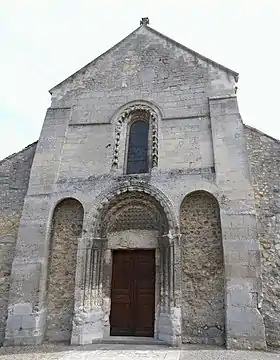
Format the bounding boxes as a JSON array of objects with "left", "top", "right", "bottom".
[
  {"left": 99, "top": 191, "right": 171, "bottom": 341},
  {"left": 72, "top": 187, "right": 181, "bottom": 346}
]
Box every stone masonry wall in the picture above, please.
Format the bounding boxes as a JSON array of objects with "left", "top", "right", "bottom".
[
  {"left": 245, "top": 126, "right": 280, "bottom": 347},
  {"left": 45, "top": 25, "right": 235, "bottom": 181},
  {"left": 0, "top": 143, "right": 37, "bottom": 345},
  {"left": 45, "top": 199, "right": 83, "bottom": 343},
  {"left": 180, "top": 191, "right": 225, "bottom": 345},
  {"left": 51, "top": 26, "right": 235, "bottom": 117}
]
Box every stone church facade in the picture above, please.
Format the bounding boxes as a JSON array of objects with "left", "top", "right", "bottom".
[{"left": 0, "top": 19, "right": 280, "bottom": 350}]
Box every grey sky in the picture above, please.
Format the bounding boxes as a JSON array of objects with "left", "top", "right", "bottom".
[{"left": 0, "top": 0, "right": 279, "bottom": 160}]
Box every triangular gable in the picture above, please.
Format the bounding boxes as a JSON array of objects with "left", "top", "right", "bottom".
[{"left": 49, "top": 23, "right": 239, "bottom": 94}]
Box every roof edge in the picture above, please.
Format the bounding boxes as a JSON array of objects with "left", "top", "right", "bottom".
[
  {"left": 0, "top": 141, "right": 38, "bottom": 164},
  {"left": 244, "top": 124, "right": 280, "bottom": 143}
]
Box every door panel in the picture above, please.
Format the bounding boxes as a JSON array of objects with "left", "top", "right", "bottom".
[
  {"left": 133, "top": 250, "right": 155, "bottom": 336},
  {"left": 110, "top": 251, "right": 133, "bottom": 335},
  {"left": 110, "top": 249, "right": 155, "bottom": 337}
]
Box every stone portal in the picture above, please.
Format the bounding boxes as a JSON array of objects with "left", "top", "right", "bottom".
[{"left": 71, "top": 187, "right": 181, "bottom": 346}]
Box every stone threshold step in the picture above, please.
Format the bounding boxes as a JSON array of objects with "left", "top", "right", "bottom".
[{"left": 92, "top": 336, "right": 168, "bottom": 346}]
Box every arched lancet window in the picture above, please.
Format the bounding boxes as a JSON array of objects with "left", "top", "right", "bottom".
[{"left": 127, "top": 120, "right": 149, "bottom": 174}]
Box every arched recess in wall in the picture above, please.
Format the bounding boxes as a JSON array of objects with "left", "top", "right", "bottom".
[
  {"left": 89, "top": 181, "right": 179, "bottom": 239},
  {"left": 45, "top": 198, "right": 84, "bottom": 343},
  {"left": 180, "top": 191, "right": 225, "bottom": 346},
  {"left": 99, "top": 191, "right": 169, "bottom": 237}
]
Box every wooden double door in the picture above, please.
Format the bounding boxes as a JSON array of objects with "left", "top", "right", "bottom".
[{"left": 110, "top": 249, "right": 155, "bottom": 337}]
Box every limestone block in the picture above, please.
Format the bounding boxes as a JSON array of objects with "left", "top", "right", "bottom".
[{"left": 12, "top": 303, "right": 32, "bottom": 315}]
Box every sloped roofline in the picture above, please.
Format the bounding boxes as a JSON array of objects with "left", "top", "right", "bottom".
[
  {"left": 244, "top": 124, "right": 280, "bottom": 143},
  {"left": 49, "top": 24, "right": 239, "bottom": 94},
  {"left": 0, "top": 141, "right": 38, "bottom": 164},
  {"left": 146, "top": 25, "right": 238, "bottom": 78}
]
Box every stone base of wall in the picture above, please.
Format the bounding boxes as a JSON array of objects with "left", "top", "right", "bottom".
[
  {"left": 4, "top": 305, "right": 46, "bottom": 347},
  {"left": 71, "top": 308, "right": 104, "bottom": 345}
]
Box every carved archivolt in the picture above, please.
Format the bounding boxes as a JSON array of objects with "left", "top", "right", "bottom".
[
  {"left": 100, "top": 191, "right": 168, "bottom": 236},
  {"left": 84, "top": 181, "right": 179, "bottom": 239},
  {"left": 112, "top": 103, "right": 159, "bottom": 169}
]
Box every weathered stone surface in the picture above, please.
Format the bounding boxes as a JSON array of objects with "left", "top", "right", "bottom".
[
  {"left": 180, "top": 191, "right": 224, "bottom": 345},
  {"left": 0, "top": 143, "right": 37, "bottom": 345},
  {"left": 245, "top": 126, "right": 280, "bottom": 347},
  {"left": 107, "top": 230, "right": 158, "bottom": 249},
  {"left": 100, "top": 191, "right": 168, "bottom": 235},
  {"left": 44, "top": 199, "right": 83, "bottom": 343}
]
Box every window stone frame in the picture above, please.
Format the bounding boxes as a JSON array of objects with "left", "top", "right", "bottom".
[{"left": 111, "top": 102, "right": 160, "bottom": 175}]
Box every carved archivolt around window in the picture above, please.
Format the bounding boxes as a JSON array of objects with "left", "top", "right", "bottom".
[{"left": 112, "top": 104, "right": 159, "bottom": 170}]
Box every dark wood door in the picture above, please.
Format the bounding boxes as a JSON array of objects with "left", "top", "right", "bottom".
[{"left": 110, "top": 249, "right": 155, "bottom": 337}]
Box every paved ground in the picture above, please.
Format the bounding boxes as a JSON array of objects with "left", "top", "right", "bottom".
[{"left": 0, "top": 344, "right": 280, "bottom": 360}]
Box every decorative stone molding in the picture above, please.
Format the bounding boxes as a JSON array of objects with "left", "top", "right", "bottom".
[
  {"left": 111, "top": 103, "right": 159, "bottom": 170},
  {"left": 101, "top": 192, "right": 167, "bottom": 235},
  {"left": 84, "top": 180, "right": 179, "bottom": 239}
]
